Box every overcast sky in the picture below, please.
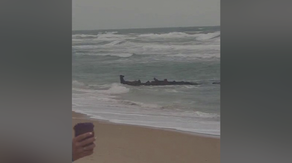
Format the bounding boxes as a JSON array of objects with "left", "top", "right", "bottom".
[{"left": 72, "top": 0, "right": 220, "bottom": 30}]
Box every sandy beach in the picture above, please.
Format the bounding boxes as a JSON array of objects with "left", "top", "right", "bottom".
[{"left": 72, "top": 111, "right": 220, "bottom": 163}]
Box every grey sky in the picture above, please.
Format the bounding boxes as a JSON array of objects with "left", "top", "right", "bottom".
[{"left": 72, "top": 0, "right": 220, "bottom": 30}]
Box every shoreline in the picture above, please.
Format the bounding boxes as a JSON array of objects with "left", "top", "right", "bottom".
[
  {"left": 72, "top": 110, "right": 220, "bottom": 139},
  {"left": 72, "top": 111, "right": 220, "bottom": 163}
]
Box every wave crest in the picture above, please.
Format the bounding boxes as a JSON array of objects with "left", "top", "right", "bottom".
[{"left": 102, "top": 83, "right": 130, "bottom": 95}]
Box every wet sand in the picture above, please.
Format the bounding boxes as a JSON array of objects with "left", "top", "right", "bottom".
[{"left": 72, "top": 111, "right": 220, "bottom": 163}]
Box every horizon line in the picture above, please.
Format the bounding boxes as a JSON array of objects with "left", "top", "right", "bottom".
[{"left": 72, "top": 25, "right": 220, "bottom": 32}]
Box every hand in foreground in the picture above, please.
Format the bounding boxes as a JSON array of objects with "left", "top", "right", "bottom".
[{"left": 72, "top": 132, "right": 96, "bottom": 161}]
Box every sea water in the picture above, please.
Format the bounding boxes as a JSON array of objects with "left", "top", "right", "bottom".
[{"left": 72, "top": 26, "right": 220, "bottom": 136}]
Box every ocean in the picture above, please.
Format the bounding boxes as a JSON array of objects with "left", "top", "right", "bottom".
[{"left": 72, "top": 26, "right": 220, "bottom": 136}]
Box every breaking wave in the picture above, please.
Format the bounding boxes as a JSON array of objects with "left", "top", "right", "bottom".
[
  {"left": 137, "top": 31, "right": 220, "bottom": 41},
  {"left": 101, "top": 83, "right": 130, "bottom": 95},
  {"left": 195, "top": 32, "right": 220, "bottom": 41},
  {"left": 73, "top": 31, "right": 220, "bottom": 41}
]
